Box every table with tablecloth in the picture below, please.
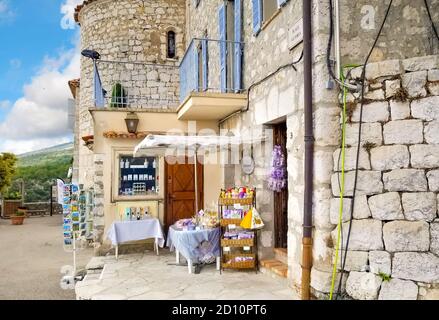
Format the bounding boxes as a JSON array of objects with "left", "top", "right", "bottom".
[
  {"left": 166, "top": 225, "right": 221, "bottom": 273},
  {"left": 106, "top": 218, "right": 165, "bottom": 258}
]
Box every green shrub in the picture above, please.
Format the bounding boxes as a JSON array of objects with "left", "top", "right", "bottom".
[{"left": 110, "top": 83, "right": 128, "bottom": 108}]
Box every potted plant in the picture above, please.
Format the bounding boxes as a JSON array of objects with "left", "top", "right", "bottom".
[
  {"left": 11, "top": 210, "right": 25, "bottom": 225},
  {"left": 110, "top": 83, "right": 128, "bottom": 108}
]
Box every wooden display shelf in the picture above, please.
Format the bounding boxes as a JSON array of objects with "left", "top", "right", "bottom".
[
  {"left": 218, "top": 197, "right": 254, "bottom": 206},
  {"left": 221, "top": 238, "right": 254, "bottom": 247},
  {"left": 222, "top": 253, "right": 256, "bottom": 269},
  {"left": 220, "top": 218, "right": 242, "bottom": 227}
]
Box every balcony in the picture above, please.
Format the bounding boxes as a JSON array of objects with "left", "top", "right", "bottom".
[
  {"left": 177, "top": 38, "right": 247, "bottom": 121},
  {"left": 90, "top": 60, "right": 180, "bottom": 111}
]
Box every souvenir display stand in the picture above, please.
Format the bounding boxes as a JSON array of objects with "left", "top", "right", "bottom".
[
  {"left": 218, "top": 188, "right": 258, "bottom": 273},
  {"left": 62, "top": 184, "right": 88, "bottom": 277}
]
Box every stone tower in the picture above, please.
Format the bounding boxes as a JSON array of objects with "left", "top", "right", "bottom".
[
  {"left": 73, "top": 0, "right": 186, "bottom": 246},
  {"left": 73, "top": 0, "right": 186, "bottom": 188}
]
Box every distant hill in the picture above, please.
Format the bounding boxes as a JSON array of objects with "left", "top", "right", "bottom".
[
  {"left": 7, "top": 142, "right": 74, "bottom": 202},
  {"left": 18, "top": 142, "right": 73, "bottom": 167}
]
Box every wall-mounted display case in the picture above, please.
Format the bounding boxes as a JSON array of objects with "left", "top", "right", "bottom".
[{"left": 118, "top": 156, "right": 159, "bottom": 197}]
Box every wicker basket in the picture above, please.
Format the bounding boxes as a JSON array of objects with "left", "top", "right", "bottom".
[
  {"left": 221, "top": 238, "right": 254, "bottom": 247},
  {"left": 222, "top": 253, "right": 256, "bottom": 269},
  {"left": 220, "top": 218, "right": 242, "bottom": 227},
  {"left": 218, "top": 197, "right": 254, "bottom": 206}
]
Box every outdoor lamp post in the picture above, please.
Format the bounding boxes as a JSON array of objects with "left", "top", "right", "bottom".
[{"left": 125, "top": 112, "right": 139, "bottom": 133}]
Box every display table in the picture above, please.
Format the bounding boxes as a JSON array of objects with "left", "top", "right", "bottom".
[
  {"left": 107, "top": 218, "right": 165, "bottom": 259},
  {"left": 166, "top": 225, "right": 221, "bottom": 274}
]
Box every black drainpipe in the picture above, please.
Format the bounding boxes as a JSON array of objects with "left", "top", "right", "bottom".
[{"left": 301, "top": 0, "right": 314, "bottom": 300}]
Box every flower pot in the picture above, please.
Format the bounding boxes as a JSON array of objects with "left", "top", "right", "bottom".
[
  {"left": 17, "top": 207, "right": 28, "bottom": 218},
  {"left": 11, "top": 215, "right": 25, "bottom": 225}
]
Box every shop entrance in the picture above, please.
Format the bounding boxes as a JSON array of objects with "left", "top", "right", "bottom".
[
  {"left": 165, "top": 156, "right": 204, "bottom": 230},
  {"left": 273, "top": 122, "right": 288, "bottom": 249}
]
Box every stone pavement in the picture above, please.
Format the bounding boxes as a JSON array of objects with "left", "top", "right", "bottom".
[
  {"left": 75, "top": 251, "right": 299, "bottom": 300},
  {"left": 0, "top": 215, "right": 93, "bottom": 300}
]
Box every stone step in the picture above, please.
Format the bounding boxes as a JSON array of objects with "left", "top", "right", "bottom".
[
  {"left": 259, "top": 259, "right": 288, "bottom": 278},
  {"left": 274, "top": 248, "right": 288, "bottom": 265}
]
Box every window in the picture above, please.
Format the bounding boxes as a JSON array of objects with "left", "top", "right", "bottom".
[
  {"left": 167, "top": 31, "right": 176, "bottom": 59},
  {"left": 252, "top": 0, "right": 289, "bottom": 35},
  {"left": 118, "top": 156, "right": 159, "bottom": 196},
  {"left": 262, "top": 0, "right": 278, "bottom": 22}
]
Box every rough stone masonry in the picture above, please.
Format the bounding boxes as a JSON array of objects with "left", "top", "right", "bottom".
[{"left": 328, "top": 54, "right": 439, "bottom": 300}]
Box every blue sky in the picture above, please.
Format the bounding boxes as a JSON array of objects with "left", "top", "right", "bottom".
[{"left": 0, "top": 0, "right": 82, "bottom": 154}]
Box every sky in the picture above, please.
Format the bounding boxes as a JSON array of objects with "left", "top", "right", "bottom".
[{"left": 0, "top": 0, "right": 83, "bottom": 154}]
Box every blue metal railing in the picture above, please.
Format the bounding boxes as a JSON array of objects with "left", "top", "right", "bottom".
[{"left": 179, "top": 38, "right": 245, "bottom": 103}]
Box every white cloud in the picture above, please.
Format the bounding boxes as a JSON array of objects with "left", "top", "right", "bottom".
[
  {"left": 0, "top": 0, "right": 15, "bottom": 23},
  {"left": 0, "top": 38, "right": 80, "bottom": 154},
  {"left": 60, "top": 0, "right": 83, "bottom": 30}
]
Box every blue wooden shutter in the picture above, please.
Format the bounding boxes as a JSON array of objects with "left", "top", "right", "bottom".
[
  {"left": 252, "top": 0, "right": 262, "bottom": 35},
  {"left": 234, "top": 0, "right": 242, "bottom": 92},
  {"left": 193, "top": 44, "right": 199, "bottom": 92},
  {"left": 179, "top": 59, "right": 186, "bottom": 102},
  {"left": 219, "top": 4, "right": 227, "bottom": 93},
  {"left": 277, "top": 0, "right": 288, "bottom": 7},
  {"left": 202, "top": 39, "right": 208, "bottom": 91}
]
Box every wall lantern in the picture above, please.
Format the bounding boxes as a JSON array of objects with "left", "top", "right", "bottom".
[{"left": 125, "top": 112, "right": 139, "bottom": 133}]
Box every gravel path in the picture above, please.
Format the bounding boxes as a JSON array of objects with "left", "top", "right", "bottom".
[{"left": 0, "top": 215, "right": 93, "bottom": 300}]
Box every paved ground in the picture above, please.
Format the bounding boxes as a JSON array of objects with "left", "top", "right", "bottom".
[
  {"left": 0, "top": 215, "right": 93, "bottom": 300},
  {"left": 76, "top": 252, "right": 299, "bottom": 300}
]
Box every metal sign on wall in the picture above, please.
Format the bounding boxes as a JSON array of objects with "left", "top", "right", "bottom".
[{"left": 289, "top": 18, "right": 303, "bottom": 50}]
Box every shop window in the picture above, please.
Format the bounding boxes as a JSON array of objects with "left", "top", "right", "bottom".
[
  {"left": 167, "top": 31, "right": 176, "bottom": 59},
  {"left": 119, "top": 155, "right": 159, "bottom": 196}
]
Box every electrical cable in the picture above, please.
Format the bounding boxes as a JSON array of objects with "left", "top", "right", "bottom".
[
  {"left": 334, "top": 0, "right": 394, "bottom": 300},
  {"left": 424, "top": 0, "right": 439, "bottom": 42},
  {"left": 218, "top": 49, "right": 304, "bottom": 125},
  {"left": 326, "top": 0, "right": 358, "bottom": 91},
  {"left": 329, "top": 68, "right": 348, "bottom": 300},
  {"left": 330, "top": 63, "right": 360, "bottom": 300}
]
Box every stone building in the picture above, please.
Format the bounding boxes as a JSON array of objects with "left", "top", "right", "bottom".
[{"left": 70, "top": 0, "right": 439, "bottom": 300}]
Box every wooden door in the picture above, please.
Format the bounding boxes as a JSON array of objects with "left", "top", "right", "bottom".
[
  {"left": 165, "top": 156, "right": 203, "bottom": 230},
  {"left": 273, "top": 122, "right": 288, "bottom": 249}
]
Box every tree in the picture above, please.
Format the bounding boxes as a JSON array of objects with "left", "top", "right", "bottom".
[{"left": 0, "top": 153, "right": 17, "bottom": 195}]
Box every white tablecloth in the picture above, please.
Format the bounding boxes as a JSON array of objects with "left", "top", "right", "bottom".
[{"left": 106, "top": 218, "right": 165, "bottom": 247}]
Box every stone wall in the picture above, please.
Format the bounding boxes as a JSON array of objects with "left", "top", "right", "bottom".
[
  {"left": 23, "top": 202, "right": 63, "bottom": 215},
  {"left": 92, "top": 153, "right": 105, "bottom": 254},
  {"left": 339, "top": 0, "right": 439, "bottom": 64},
  {"left": 326, "top": 55, "right": 439, "bottom": 300},
  {"left": 78, "top": 0, "right": 185, "bottom": 110}
]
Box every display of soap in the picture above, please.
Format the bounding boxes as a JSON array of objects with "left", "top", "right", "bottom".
[
  {"left": 119, "top": 207, "right": 151, "bottom": 221},
  {"left": 222, "top": 208, "right": 247, "bottom": 219},
  {"left": 175, "top": 218, "right": 196, "bottom": 230},
  {"left": 223, "top": 230, "right": 254, "bottom": 240},
  {"left": 220, "top": 187, "right": 254, "bottom": 199},
  {"left": 197, "top": 210, "right": 219, "bottom": 228},
  {"left": 225, "top": 256, "right": 255, "bottom": 264}
]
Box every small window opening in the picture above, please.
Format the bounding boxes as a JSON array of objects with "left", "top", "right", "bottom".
[{"left": 167, "top": 31, "right": 176, "bottom": 59}]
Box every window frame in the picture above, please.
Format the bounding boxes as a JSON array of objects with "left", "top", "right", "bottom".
[
  {"left": 166, "top": 30, "right": 176, "bottom": 59},
  {"left": 253, "top": 0, "right": 290, "bottom": 36},
  {"left": 112, "top": 148, "right": 165, "bottom": 202}
]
